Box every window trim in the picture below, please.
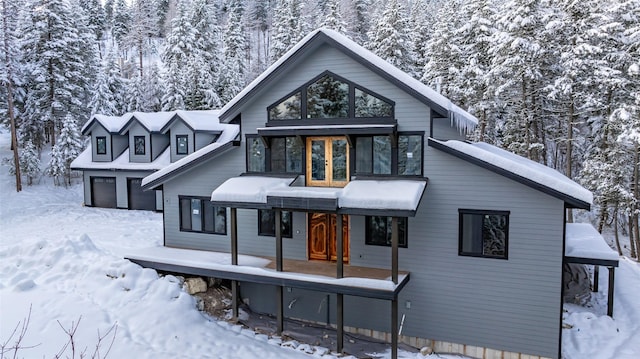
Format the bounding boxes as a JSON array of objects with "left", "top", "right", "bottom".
[
  {"left": 267, "top": 70, "right": 396, "bottom": 123},
  {"left": 355, "top": 132, "right": 424, "bottom": 177},
  {"left": 458, "top": 209, "right": 510, "bottom": 260},
  {"left": 365, "top": 216, "right": 408, "bottom": 248},
  {"left": 176, "top": 134, "right": 189, "bottom": 155},
  {"left": 96, "top": 136, "right": 107, "bottom": 155},
  {"left": 258, "top": 209, "right": 293, "bottom": 238},
  {"left": 134, "top": 135, "right": 146, "bottom": 155},
  {"left": 179, "top": 196, "right": 227, "bottom": 235}
]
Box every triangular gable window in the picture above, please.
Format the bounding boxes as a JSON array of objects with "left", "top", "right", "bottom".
[{"left": 267, "top": 71, "right": 394, "bottom": 122}]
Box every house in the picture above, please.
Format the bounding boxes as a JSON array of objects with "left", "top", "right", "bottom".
[
  {"left": 70, "top": 110, "right": 234, "bottom": 211},
  {"left": 123, "top": 29, "right": 599, "bottom": 359}
]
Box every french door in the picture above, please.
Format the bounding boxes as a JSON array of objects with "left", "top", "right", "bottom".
[
  {"left": 306, "top": 136, "right": 349, "bottom": 187},
  {"left": 308, "top": 213, "right": 349, "bottom": 262}
]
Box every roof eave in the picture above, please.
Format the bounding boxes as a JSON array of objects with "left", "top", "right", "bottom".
[{"left": 427, "top": 138, "right": 591, "bottom": 210}]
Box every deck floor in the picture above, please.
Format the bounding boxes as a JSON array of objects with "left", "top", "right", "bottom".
[{"left": 261, "top": 257, "right": 406, "bottom": 280}]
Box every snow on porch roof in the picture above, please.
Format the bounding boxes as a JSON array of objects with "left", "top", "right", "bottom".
[
  {"left": 218, "top": 28, "right": 478, "bottom": 133},
  {"left": 565, "top": 223, "right": 619, "bottom": 263},
  {"left": 428, "top": 138, "right": 593, "bottom": 209},
  {"left": 210, "top": 175, "right": 428, "bottom": 216}
]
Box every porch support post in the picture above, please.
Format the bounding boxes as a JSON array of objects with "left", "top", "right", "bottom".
[
  {"left": 277, "top": 285, "right": 284, "bottom": 334},
  {"left": 275, "top": 209, "right": 283, "bottom": 272},
  {"left": 607, "top": 266, "right": 615, "bottom": 317},
  {"left": 231, "top": 208, "right": 238, "bottom": 265},
  {"left": 336, "top": 214, "right": 343, "bottom": 279},
  {"left": 593, "top": 265, "right": 599, "bottom": 292},
  {"left": 337, "top": 293, "right": 344, "bottom": 353},
  {"left": 391, "top": 298, "right": 398, "bottom": 359},
  {"left": 391, "top": 217, "right": 398, "bottom": 284},
  {"left": 231, "top": 280, "right": 239, "bottom": 319}
]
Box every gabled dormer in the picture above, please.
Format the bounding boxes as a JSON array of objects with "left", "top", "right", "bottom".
[
  {"left": 160, "top": 110, "right": 223, "bottom": 163},
  {"left": 119, "top": 113, "right": 172, "bottom": 163},
  {"left": 81, "top": 115, "right": 129, "bottom": 162}
]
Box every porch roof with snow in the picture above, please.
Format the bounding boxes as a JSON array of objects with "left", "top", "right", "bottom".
[
  {"left": 217, "top": 28, "right": 478, "bottom": 133},
  {"left": 565, "top": 223, "right": 619, "bottom": 267},
  {"left": 428, "top": 138, "right": 593, "bottom": 210},
  {"left": 209, "top": 174, "right": 428, "bottom": 217}
]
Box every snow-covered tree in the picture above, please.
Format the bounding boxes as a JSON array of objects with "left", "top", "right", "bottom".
[
  {"left": 124, "top": 0, "right": 158, "bottom": 77},
  {"left": 320, "top": 0, "right": 346, "bottom": 34},
  {"left": 366, "top": 0, "right": 417, "bottom": 77},
  {"left": 47, "top": 114, "right": 83, "bottom": 186},
  {"left": 19, "top": 140, "right": 41, "bottom": 185},
  {"left": 218, "top": 0, "right": 247, "bottom": 103},
  {"left": 349, "top": 0, "right": 371, "bottom": 45},
  {"left": 112, "top": 0, "right": 131, "bottom": 51},
  {"left": 160, "top": 0, "right": 194, "bottom": 110},
  {"left": 270, "top": 0, "right": 304, "bottom": 63}
]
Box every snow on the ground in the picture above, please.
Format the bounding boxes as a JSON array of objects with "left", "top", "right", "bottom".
[
  {"left": 2, "top": 129, "right": 640, "bottom": 359},
  {"left": 0, "top": 129, "right": 451, "bottom": 359}
]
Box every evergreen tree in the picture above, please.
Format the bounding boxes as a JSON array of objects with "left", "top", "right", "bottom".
[
  {"left": 104, "top": 0, "right": 115, "bottom": 25},
  {"left": 142, "top": 63, "right": 163, "bottom": 111},
  {"left": 408, "top": 0, "right": 431, "bottom": 71},
  {"left": 47, "top": 114, "right": 83, "bottom": 186},
  {"left": 160, "top": 0, "right": 194, "bottom": 110},
  {"left": 19, "top": 140, "right": 41, "bottom": 185},
  {"left": 155, "top": 0, "right": 170, "bottom": 37},
  {"left": 366, "top": 0, "right": 417, "bottom": 77},
  {"left": 89, "top": 66, "right": 118, "bottom": 115},
  {"left": 321, "top": 0, "right": 347, "bottom": 34},
  {"left": 124, "top": 0, "right": 159, "bottom": 77},
  {"left": 270, "top": 0, "right": 304, "bottom": 63},
  {"left": 188, "top": 0, "right": 222, "bottom": 108},
  {"left": 112, "top": 0, "right": 131, "bottom": 51},
  {"left": 218, "top": 0, "right": 247, "bottom": 103},
  {"left": 248, "top": 0, "right": 270, "bottom": 75},
  {"left": 349, "top": 0, "right": 370, "bottom": 45}
]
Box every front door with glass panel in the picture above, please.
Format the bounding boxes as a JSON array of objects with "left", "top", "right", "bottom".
[{"left": 306, "top": 136, "right": 349, "bottom": 187}]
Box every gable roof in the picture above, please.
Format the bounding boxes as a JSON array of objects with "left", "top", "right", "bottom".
[
  {"left": 81, "top": 114, "right": 131, "bottom": 135},
  {"left": 141, "top": 123, "right": 240, "bottom": 190},
  {"left": 81, "top": 111, "right": 223, "bottom": 136},
  {"left": 218, "top": 28, "right": 478, "bottom": 133},
  {"left": 428, "top": 138, "right": 592, "bottom": 209},
  {"left": 159, "top": 110, "right": 225, "bottom": 133},
  {"left": 119, "top": 112, "right": 176, "bottom": 134}
]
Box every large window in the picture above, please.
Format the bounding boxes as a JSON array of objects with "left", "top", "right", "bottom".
[
  {"left": 365, "top": 216, "right": 408, "bottom": 247},
  {"left": 134, "top": 136, "right": 145, "bottom": 155},
  {"left": 246, "top": 135, "right": 302, "bottom": 173},
  {"left": 459, "top": 209, "right": 509, "bottom": 259},
  {"left": 176, "top": 135, "right": 188, "bottom": 155},
  {"left": 96, "top": 136, "right": 107, "bottom": 155},
  {"left": 258, "top": 210, "right": 292, "bottom": 238},
  {"left": 179, "top": 197, "right": 227, "bottom": 235},
  {"left": 267, "top": 71, "right": 394, "bottom": 121},
  {"left": 356, "top": 134, "right": 423, "bottom": 176}
]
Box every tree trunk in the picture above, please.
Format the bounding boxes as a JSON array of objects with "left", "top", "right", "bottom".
[
  {"left": 613, "top": 206, "right": 623, "bottom": 256},
  {"left": 629, "top": 214, "right": 637, "bottom": 259},
  {"left": 139, "top": 45, "right": 143, "bottom": 78},
  {"left": 598, "top": 201, "right": 608, "bottom": 233},
  {"left": 633, "top": 144, "right": 640, "bottom": 261},
  {"left": 566, "top": 100, "right": 575, "bottom": 223}
]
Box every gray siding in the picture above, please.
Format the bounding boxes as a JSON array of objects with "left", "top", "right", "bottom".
[
  {"left": 160, "top": 43, "right": 564, "bottom": 358},
  {"left": 90, "top": 125, "right": 112, "bottom": 162},
  {"left": 111, "top": 134, "right": 128, "bottom": 159},
  {"left": 151, "top": 133, "right": 169, "bottom": 161},
  {"left": 128, "top": 123, "right": 150, "bottom": 163},
  {"left": 168, "top": 121, "right": 193, "bottom": 162},
  {"left": 432, "top": 118, "right": 467, "bottom": 140},
  {"left": 195, "top": 132, "right": 217, "bottom": 151},
  {"left": 82, "top": 169, "right": 159, "bottom": 210}
]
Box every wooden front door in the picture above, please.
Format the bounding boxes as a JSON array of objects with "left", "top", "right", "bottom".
[
  {"left": 308, "top": 213, "right": 349, "bottom": 262},
  {"left": 306, "top": 136, "right": 349, "bottom": 187}
]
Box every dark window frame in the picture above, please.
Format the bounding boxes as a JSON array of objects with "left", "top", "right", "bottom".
[
  {"left": 96, "top": 136, "right": 107, "bottom": 155},
  {"left": 365, "top": 216, "right": 408, "bottom": 248},
  {"left": 179, "top": 196, "right": 227, "bottom": 235},
  {"left": 176, "top": 134, "right": 189, "bottom": 155},
  {"left": 355, "top": 132, "right": 424, "bottom": 177},
  {"left": 134, "top": 136, "right": 146, "bottom": 155},
  {"left": 267, "top": 70, "right": 395, "bottom": 123},
  {"left": 458, "top": 209, "right": 510, "bottom": 260},
  {"left": 245, "top": 134, "right": 304, "bottom": 174},
  {"left": 246, "top": 135, "right": 266, "bottom": 173},
  {"left": 258, "top": 209, "right": 293, "bottom": 238}
]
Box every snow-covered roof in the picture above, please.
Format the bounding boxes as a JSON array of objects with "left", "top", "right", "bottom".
[
  {"left": 565, "top": 223, "right": 619, "bottom": 262},
  {"left": 81, "top": 110, "right": 223, "bottom": 136},
  {"left": 71, "top": 146, "right": 171, "bottom": 171},
  {"left": 141, "top": 124, "right": 240, "bottom": 189},
  {"left": 429, "top": 138, "right": 593, "bottom": 209},
  {"left": 218, "top": 28, "right": 478, "bottom": 133},
  {"left": 210, "top": 175, "right": 427, "bottom": 215}
]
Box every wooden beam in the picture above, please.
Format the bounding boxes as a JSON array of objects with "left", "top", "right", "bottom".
[
  {"left": 337, "top": 293, "right": 344, "bottom": 353},
  {"left": 231, "top": 208, "right": 238, "bottom": 265},
  {"left": 391, "top": 298, "right": 398, "bottom": 359},
  {"left": 336, "top": 214, "right": 343, "bottom": 279},
  {"left": 276, "top": 209, "right": 283, "bottom": 272},
  {"left": 607, "top": 267, "right": 615, "bottom": 317},
  {"left": 277, "top": 285, "right": 284, "bottom": 334},
  {"left": 392, "top": 217, "right": 398, "bottom": 284}
]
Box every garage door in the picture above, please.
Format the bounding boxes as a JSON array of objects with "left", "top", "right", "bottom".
[
  {"left": 91, "top": 177, "right": 117, "bottom": 208},
  {"left": 128, "top": 178, "right": 156, "bottom": 211}
]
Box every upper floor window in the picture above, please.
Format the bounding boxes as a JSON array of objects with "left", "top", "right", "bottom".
[
  {"left": 96, "top": 136, "right": 107, "bottom": 155},
  {"left": 134, "top": 136, "right": 145, "bottom": 155},
  {"left": 179, "top": 196, "right": 227, "bottom": 235},
  {"left": 365, "top": 216, "right": 408, "bottom": 247},
  {"left": 246, "top": 135, "right": 302, "bottom": 174},
  {"left": 267, "top": 71, "right": 394, "bottom": 122},
  {"left": 247, "top": 136, "right": 265, "bottom": 172},
  {"left": 176, "top": 135, "right": 188, "bottom": 155},
  {"left": 459, "top": 209, "right": 509, "bottom": 259},
  {"left": 355, "top": 133, "right": 423, "bottom": 176}
]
